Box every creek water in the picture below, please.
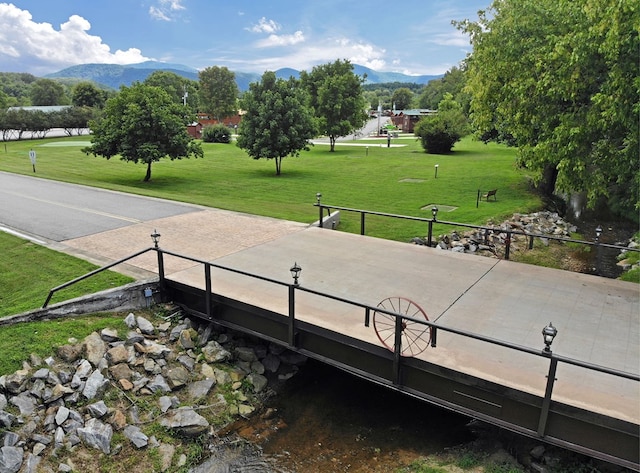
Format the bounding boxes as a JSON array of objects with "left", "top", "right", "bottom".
[
  {"left": 578, "top": 219, "right": 637, "bottom": 279},
  {"left": 195, "top": 359, "right": 474, "bottom": 472}
]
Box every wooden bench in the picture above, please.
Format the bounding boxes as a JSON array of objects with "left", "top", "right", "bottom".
[{"left": 483, "top": 189, "right": 498, "bottom": 201}]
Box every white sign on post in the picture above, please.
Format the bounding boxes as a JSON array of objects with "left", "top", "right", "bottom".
[{"left": 28, "top": 149, "right": 36, "bottom": 173}]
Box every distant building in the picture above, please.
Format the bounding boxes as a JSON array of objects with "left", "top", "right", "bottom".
[
  {"left": 187, "top": 112, "right": 244, "bottom": 139},
  {"left": 8, "top": 105, "right": 71, "bottom": 113},
  {"left": 196, "top": 112, "right": 243, "bottom": 128},
  {"left": 390, "top": 109, "right": 437, "bottom": 133},
  {"left": 186, "top": 122, "right": 203, "bottom": 139}
]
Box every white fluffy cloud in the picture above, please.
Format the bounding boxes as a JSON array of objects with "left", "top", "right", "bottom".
[
  {"left": 0, "top": 3, "right": 150, "bottom": 74},
  {"left": 225, "top": 35, "right": 387, "bottom": 74},
  {"left": 256, "top": 31, "right": 305, "bottom": 48},
  {"left": 430, "top": 31, "right": 470, "bottom": 47},
  {"left": 248, "top": 17, "right": 304, "bottom": 48}
]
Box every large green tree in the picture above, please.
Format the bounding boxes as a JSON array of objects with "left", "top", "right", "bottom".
[
  {"left": 418, "top": 66, "right": 469, "bottom": 112},
  {"left": 145, "top": 70, "right": 199, "bottom": 114},
  {"left": 198, "top": 66, "right": 238, "bottom": 121},
  {"left": 236, "top": 71, "right": 315, "bottom": 176},
  {"left": 83, "top": 83, "right": 203, "bottom": 182},
  {"left": 71, "top": 82, "right": 106, "bottom": 108},
  {"left": 391, "top": 87, "right": 414, "bottom": 110},
  {"left": 300, "top": 59, "right": 368, "bottom": 151},
  {"left": 458, "top": 0, "right": 639, "bottom": 217},
  {"left": 30, "top": 78, "right": 67, "bottom": 106}
]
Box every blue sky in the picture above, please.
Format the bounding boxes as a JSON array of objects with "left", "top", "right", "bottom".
[{"left": 1, "top": 1, "right": 489, "bottom": 77}]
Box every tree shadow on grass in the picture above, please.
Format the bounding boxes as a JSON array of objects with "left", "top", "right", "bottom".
[
  {"left": 101, "top": 175, "right": 196, "bottom": 190},
  {"left": 242, "top": 167, "right": 312, "bottom": 179}
]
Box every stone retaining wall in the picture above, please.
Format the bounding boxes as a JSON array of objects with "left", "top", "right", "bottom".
[{"left": 0, "top": 280, "right": 160, "bottom": 327}]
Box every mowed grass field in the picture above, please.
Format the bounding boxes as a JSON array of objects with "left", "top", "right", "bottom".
[{"left": 0, "top": 133, "right": 542, "bottom": 242}]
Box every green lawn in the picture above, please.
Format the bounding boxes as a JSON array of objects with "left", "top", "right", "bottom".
[
  {"left": 0, "top": 312, "right": 131, "bottom": 374},
  {"left": 0, "top": 134, "right": 542, "bottom": 242},
  {"left": 0, "top": 231, "right": 134, "bottom": 317},
  {"left": 0, "top": 133, "right": 543, "bottom": 317}
]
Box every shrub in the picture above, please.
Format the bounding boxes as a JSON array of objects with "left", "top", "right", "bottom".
[
  {"left": 202, "top": 124, "right": 232, "bottom": 143},
  {"left": 414, "top": 93, "right": 468, "bottom": 154}
]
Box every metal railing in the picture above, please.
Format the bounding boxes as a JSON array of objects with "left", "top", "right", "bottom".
[
  {"left": 41, "top": 241, "right": 639, "bottom": 466},
  {"left": 153, "top": 246, "right": 639, "bottom": 438},
  {"left": 42, "top": 247, "right": 154, "bottom": 308},
  {"left": 313, "top": 199, "right": 638, "bottom": 261}
]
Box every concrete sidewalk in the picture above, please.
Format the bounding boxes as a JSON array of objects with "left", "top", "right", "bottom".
[{"left": 59, "top": 207, "right": 308, "bottom": 279}]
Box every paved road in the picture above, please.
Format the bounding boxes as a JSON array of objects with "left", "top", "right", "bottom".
[
  {"left": 0, "top": 171, "right": 307, "bottom": 278},
  {"left": 0, "top": 171, "right": 200, "bottom": 242}
]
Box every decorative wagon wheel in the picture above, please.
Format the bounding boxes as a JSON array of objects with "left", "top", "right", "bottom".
[{"left": 373, "top": 297, "right": 431, "bottom": 357}]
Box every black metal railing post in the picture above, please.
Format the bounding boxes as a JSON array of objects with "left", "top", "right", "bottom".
[
  {"left": 504, "top": 231, "right": 512, "bottom": 260},
  {"left": 204, "top": 263, "right": 212, "bottom": 319},
  {"left": 156, "top": 247, "right": 165, "bottom": 290},
  {"left": 537, "top": 354, "right": 558, "bottom": 436},
  {"left": 316, "top": 192, "right": 324, "bottom": 228},
  {"left": 288, "top": 284, "right": 296, "bottom": 347},
  {"left": 595, "top": 232, "right": 602, "bottom": 276},
  {"left": 392, "top": 315, "right": 403, "bottom": 384},
  {"left": 360, "top": 212, "right": 366, "bottom": 235}
]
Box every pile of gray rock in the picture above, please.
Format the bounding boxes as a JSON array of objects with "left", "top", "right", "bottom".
[
  {"left": 0, "top": 310, "right": 306, "bottom": 473},
  {"left": 412, "top": 211, "right": 579, "bottom": 257},
  {"left": 617, "top": 237, "right": 640, "bottom": 273}
]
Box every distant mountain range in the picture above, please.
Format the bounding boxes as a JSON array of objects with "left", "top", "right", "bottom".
[{"left": 44, "top": 61, "right": 441, "bottom": 91}]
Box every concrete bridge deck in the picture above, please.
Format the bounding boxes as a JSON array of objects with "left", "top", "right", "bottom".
[{"left": 61, "top": 212, "right": 639, "bottom": 426}]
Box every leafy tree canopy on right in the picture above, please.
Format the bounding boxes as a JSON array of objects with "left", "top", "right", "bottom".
[{"left": 457, "top": 0, "right": 639, "bottom": 219}]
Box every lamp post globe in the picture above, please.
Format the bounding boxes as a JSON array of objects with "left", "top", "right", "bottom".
[
  {"left": 290, "top": 262, "right": 302, "bottom": 286},
  {"left": 542, "top": 322, "right": 558, "bottom": 353}
]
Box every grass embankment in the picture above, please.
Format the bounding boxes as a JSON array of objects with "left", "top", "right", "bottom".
[
  {"left": 0, "top": 231, "right": 134, "bottom": 318},
  {"left": 0, "top": 311, "right": 129, "bottom": 375},
  {"left": 0, "top": 134, "right": 542, "bottom": 242}
]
